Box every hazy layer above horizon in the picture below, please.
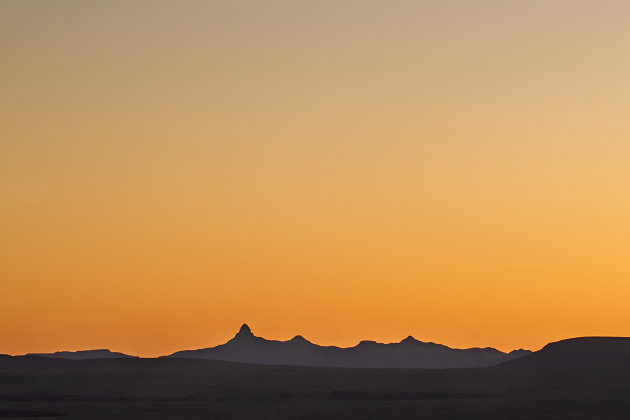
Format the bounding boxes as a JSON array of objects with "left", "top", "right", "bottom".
[{"left": 2, "top": 0, "right": 630, "bottom": 357}]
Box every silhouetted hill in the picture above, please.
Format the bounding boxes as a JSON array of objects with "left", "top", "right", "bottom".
[
  {"left": 167, "top": 324, "right": 530, "bottom": 368},
  {"left": 500, "top": 337, "right": 630, "bottom": 369},
  {"left": 26, "top": 349, "right": 138, "bottom": 360}
]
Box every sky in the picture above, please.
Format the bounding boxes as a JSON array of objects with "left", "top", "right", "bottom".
[{"left": 2, "top": 0, "right": 630, "bottom": 357}]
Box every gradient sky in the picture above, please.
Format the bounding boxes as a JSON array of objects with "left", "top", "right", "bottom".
[{"left": 2, "top": 0, "right": 630, "bottom": 357}]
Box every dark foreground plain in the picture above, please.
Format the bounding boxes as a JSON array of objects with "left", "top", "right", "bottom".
[{"left": 1, "top": 355, "right": 630, "bottom": 419}]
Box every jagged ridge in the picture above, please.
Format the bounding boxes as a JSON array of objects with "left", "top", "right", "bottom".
[{"left": 167, "top": 324, "right": 531, "bottom": 368}]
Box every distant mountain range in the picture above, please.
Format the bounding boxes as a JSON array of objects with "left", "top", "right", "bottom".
[
  {"left": 166, "top": 324, "right": 530, "bottom": 368},
  {"left": 21, "top": 327, "right": 630, "bottom": 371},
  {"left": 27, "top": 349, "right": 137, "bottom": 360}
]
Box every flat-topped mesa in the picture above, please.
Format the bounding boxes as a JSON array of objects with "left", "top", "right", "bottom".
[
  {"left": 26, "top": 349, "right": 137, "bottom": 359},
  {"left": 357, "top": 340, "right": 379, "bottom": 347}
]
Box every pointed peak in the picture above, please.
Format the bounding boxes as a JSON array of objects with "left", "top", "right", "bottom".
[
  {"left": 237, "top": 323, "right": 253, "bottom": 336},
  {"left": 225, "top": 323, "right": 260, "bottom": 344},
  {"left": 401, "top": 335, "right": 419, "bottom": 344},
  {"left": 290, "top": 335, "right": 309, "bottom": 343}
]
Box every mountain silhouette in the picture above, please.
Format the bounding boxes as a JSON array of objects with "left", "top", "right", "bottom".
[
  {"left": 167, "top": 324, "right": 530, "bottom": 368},
  {"left": 27, "top": 349, "right": 138, "bottom": 360},
  {"left": 500, "top": 337, "right": 630, "bottom": 369}
]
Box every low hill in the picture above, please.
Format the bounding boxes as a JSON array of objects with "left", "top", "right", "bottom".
[{"left": 500, "top": 337, "right": 630, "bottom": 369}]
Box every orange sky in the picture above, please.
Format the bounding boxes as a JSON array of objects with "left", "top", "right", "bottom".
[{"left": 2, "top": 1, "right": 630, "bottom": 357}]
